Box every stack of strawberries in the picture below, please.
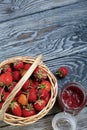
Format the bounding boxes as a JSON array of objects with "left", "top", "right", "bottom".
[{"left": 0, "top": 61, "right": 51, "bottom": 117}]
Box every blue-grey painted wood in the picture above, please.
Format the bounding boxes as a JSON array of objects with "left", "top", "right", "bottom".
[
  {"left": 0, "top": 0, "right": 79, "bottom": 22},
  {"left": 0, "top": 0, "right": 87, "bottom": 61},
  {"left": 0, "top": 0, "right": 87, "bottom": 129}
]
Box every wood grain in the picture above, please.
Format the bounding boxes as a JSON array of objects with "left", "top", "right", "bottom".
[
  {"left": 0, "top": 0, "right": 87, "bottom": 61},
  {"left": 0, "top": 0, "right": 87, "bottom": 129},
  {"left": 0, "top": 0, "right": 79, "bottom": 22}
]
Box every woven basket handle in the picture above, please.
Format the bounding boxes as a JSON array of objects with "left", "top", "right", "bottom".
[{"left": 0, "top": 54, "right": 42, "bottom": 120}]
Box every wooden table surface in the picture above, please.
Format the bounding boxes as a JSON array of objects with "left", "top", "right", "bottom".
[{"left": 0, "top": 0, "right": 87, "bottom": 130}]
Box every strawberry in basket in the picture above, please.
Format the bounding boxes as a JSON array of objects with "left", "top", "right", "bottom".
[
  {"left": 33, "top": 66, "right": 47, "bottom": 81},
  {"left": 0, "top": 72, "right": 13, "bottom": 86},
  {"left": 0, "top": 60, "right": 51, "bottom": 118}
]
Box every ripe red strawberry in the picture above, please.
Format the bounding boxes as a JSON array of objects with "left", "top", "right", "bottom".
[
  {"left": 2, "top": 92, "right": 10, "bottom": 102},
  {"left": 38, "top": 88, "right": 49, "bottom": 99},
  {"left": 0, "top": 72, "right": 13, "bottom": 86},
  {"left": 22, "top": 79, "right": 31, "bottom": 91},
  {"left": 13, "top": 61, "right": 24, "bottom": 70},
  {"left": 45, "top": 93, "right": 50, "bottom": 104},
  {"left": 40, "top": 80, "right": 51, "bottom": 92},
  {"left": 22, "top": 104, "right": 36, "bottom": 117},
  {"left": 24, "top": 63, "right": 31, "bottom": 70},
  {"left": 13, "top": 71, "right": 21, "bottom": 81},
  {"left": 31, "top": 80, "right": 39, "bottom": 89},
  {"left": 55, "top": 66, "right": 68, "bottom": 78},
  {"left": 28, "top": 88, "right": 37, "bottom": 102},
  {"left": 33, "top": 67, "right": 47, "bottom": 81},
  {"left": 34, "top": 99, "right": 46, "bottom": 111},
  {"left": 11, "top": 102, "right": 22, "bottom": 117},
  {"left": 3, "top": 65, "right": 12, "bottom": 73}
]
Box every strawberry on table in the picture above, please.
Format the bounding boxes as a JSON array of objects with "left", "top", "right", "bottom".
[
  {"left": 22, "top": 104, "right": 36, "bottom": 117},
  {"left": 11, "top": 102, "right": 22, "bottom": 117},
  {"left": 34, "top": 99, "right": 46, "bottom": 111},
  {"left": 55, "top": 66, "right": 68, "bottom": 78},
  {"left": 13, "top": 61, "right": 24, "bottom": 70},
  {"left": 0, "top": 72, "right": 13, "bottom": 86},
  {"left": 33, "top": 67, "right": 47, "bottom": 81}
]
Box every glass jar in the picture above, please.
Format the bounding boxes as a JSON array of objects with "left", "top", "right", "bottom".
[
  {"left": 58, "top": 82, "right": 87, "bottom": 115},
  {"left": 52, "top": 112, "right": 77, "bottom": 130}
]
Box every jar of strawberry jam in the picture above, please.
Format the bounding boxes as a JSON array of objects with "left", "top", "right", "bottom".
[{"left": 58, "top": 82, "right": 87, "bottom": 115}]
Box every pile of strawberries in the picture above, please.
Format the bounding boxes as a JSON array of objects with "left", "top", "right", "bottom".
[{"left": 0, "top": 61, "right": 51, "bottom": 117}]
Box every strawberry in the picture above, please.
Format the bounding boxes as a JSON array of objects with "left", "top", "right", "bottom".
[
  {"left": 28, "top": 88, "right": 37, "bottom": 102},
  {"left": 39, "top": 80, "right": 51, "bottom": 92},
  {"left": 34, "top": 99, "right": 46, "bottom": 111},
  {"left": 55, "top": 66, "right": 68, "bottom": 78},
  {"left": 13, "top": 61, "right": 24, "bottom": 70},
  {"left": 22, "top": 79, "right": 31, "bottom": 91},
  {"left": 31, "top": 80, "right": 39, "bottom": 89},
  {"left": 13, "top": 71, "right": 21, "bottom": 81},
  {"left": 24, "top": 63, "right": 31, "bottom": 70},
  {"left": 3, "top": 65, "right": 12, "bottom": 73},
  {"left": 2, "top": 92, "right": 10, "bottom": 102},
  {"left": 18, "top": 93, "right": 28, "bottom": 106},
  {"left": 33, "top": 67, "right": 47, "bottom": 81},
  {"left": 0, "top": 72, "right": 13, "bottom": 86},
  {"left": 11, "top": 102, "right": 22, "bottom": 116},
  {"left": 45, "top": 93, "right": 50, "bottom": 104},
  {"left": 38, "top": 88, "right": 49, "bottom": 99},
  {"left": 22, "top": 104, "right": 36, "bottom": 117}
]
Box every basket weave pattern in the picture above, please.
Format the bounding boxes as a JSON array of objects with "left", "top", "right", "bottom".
[{"left": 0, "top": 56, "right": 58, "bottom": 126}]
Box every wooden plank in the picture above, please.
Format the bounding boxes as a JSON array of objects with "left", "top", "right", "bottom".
[
  {"left": 0, "top": 0, "right": 87, "bottom": 62},
  {"left": 0, "top": 0, "right": 79, "bottom": 22},
  {"left": 0, "top": 1, "right": 87, "bottom": 129}
]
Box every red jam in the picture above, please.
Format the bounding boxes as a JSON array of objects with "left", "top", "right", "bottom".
[
  {"left": 58, "top": 82, "right": 86, "bottom": 114},
  {"left": 62, "top": 86, "right": 84, "bottom": 109}
]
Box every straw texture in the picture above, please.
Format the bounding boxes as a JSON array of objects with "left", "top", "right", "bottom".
[{"left": 0, "top": 55, "right": 58, "bottom": 126}]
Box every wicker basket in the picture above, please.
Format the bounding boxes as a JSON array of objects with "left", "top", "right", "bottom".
[{"left": 0, "top": 55, "right": 58, "bottom": 126}]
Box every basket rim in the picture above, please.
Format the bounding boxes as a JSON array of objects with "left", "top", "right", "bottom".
[{"left": 0, "top": 56, "right": 58, "bottom": 126}]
